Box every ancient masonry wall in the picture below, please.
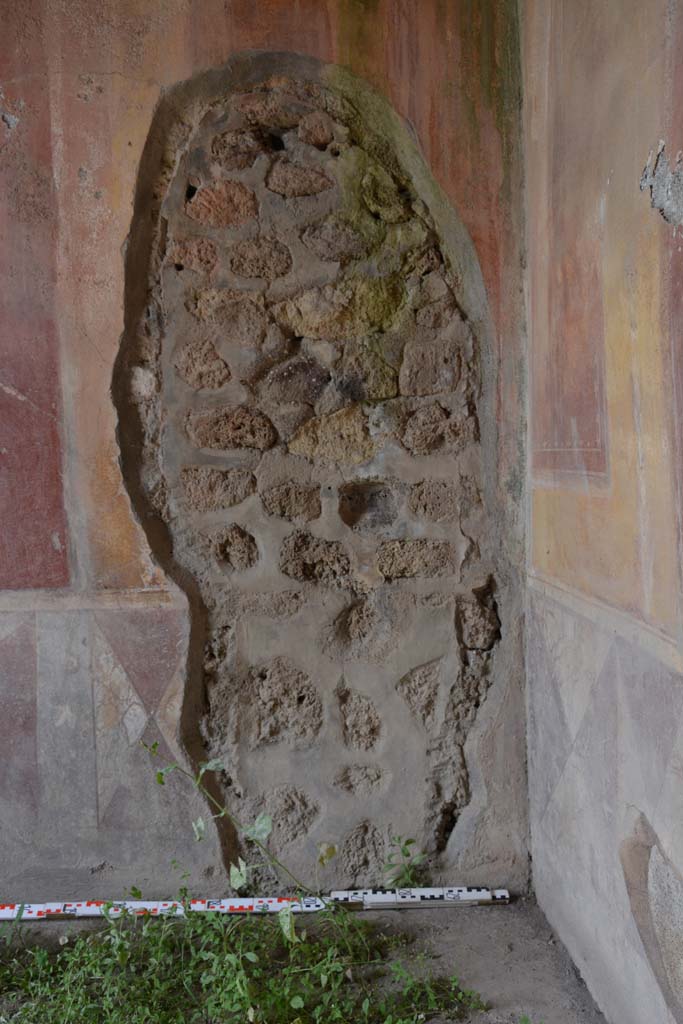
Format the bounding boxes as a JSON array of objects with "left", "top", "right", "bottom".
[{"left": 117, "top": 62, "right": 513, "bottom": 888}]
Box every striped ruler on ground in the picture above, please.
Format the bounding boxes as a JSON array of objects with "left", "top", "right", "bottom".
[{"left": 0, "top": 887, "right": 509, "bottom": 921}]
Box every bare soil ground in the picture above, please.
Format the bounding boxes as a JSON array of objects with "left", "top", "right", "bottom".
[{"left": 368, "top": 895, "right": 606, "bottom": 1024}]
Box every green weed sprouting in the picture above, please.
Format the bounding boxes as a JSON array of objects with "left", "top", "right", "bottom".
[
  {"left": 382, "top": 835, "right": 428, "bottom": 888},
  {"left": 0, "top": 750, "right": 489, "bottom": 1024}
]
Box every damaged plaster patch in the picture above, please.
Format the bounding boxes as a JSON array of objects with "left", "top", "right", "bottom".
[
  {"left": 1, "top": 110, "right": 19, "bottom": 131},
  {"left": 116, "top": 59, "right": 510, "bottom": 887},
  {"left": 0, "top": 89, "right": 20, "bottom": 148},
  {"left": 641, "top": 142, "right": 683, "bottom": 225},
  {"left": 0, "top": 380, "right": 27, "bottom": 402},
  {"left": 0, "top": 89, "right": 20, "bottom": 135}
]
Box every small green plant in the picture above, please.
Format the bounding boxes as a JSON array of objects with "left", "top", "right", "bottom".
[
  {"left": 383, "top": 835, "right": 427, "bottom": 888},
  {"left": 0, "top": 754, "right": 487, "bottom": 1023}
]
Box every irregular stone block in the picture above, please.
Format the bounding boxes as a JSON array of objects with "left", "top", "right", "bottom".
[
  {"left": 409, "top": 479, "right": 460, "bottom": 522},
  {"left": 244, "top": 786, "right": 319, "bottom": 850},
  {"left": 185, "top": 179, "right": 257, "bottom": 228},
  {"left": 170, "top": 237, "right": 217, "bottom": 275},
  {"left": 400, "top": 402, "right": 476, "bottom": 456},
  {"left": 229, "top": 237, "right": 292, "bottom": 280},
  {"left": 210, "top": 128, "right": 268, "bottom": 170},
  {"left": 396, "top": 659, "right": 441, "bottom": 729},
  {"left": 235, "top": 91, "right": 312, "bottom": 129},
  {"left": 186, "top": 406, "right": 277, "bottom": 451},
  {"left": 174, "top": 338, "right": 230, "bottom": 390},
  {"left": 376, "top": 538, "right": 455, "bottom": 580},
  {"left": 458, "top": 581, "right": 500, "bottom": 651},
  {"left": 338, "top": 481, "right": 398, "bottom": 531},
  {"left": 416, "top": 292, "right": 461, "bottom": 330},
  {"left": 324, "top": 593, "right": 413, "bottom": 662},
  {"left": 266, "top": 158, "right": 333, "bottom": 197},
  {"left": 180, "top": 466, "right": 256, "bottom": 511},
  {"left": 204, "top": 656, "right": 322, "bottom": 760},
  {"left": 279, "top": 531, "right": 352, "bottom": 588},
  {"left": 250, "top": 656, "right": 322, "bottom": 748},
  {"left": 298, "top": 110, "right": 335, "bottom": 148},
  {"left": 288, "top": 405, "right": 376, "bottom": 465},
  {"left": 337, "top": 683, "right": 381, "bottom": 751},
  {"left": 213, "top": 524, "right": 258, "bottom": 572},
  {"left": 260, "top": 482, "right": 321, "bottom": 522},
  {"left": 260, "top": 356, "right": 330, "bottom": 407},
  {"left": 342, "top": 821, "right": 385, "bottom": 886},
  {"left": 361, "top": 163, "right": 408, "bottom": 222},
  {"left": 333, "top": 764, "right": 386, "bottom": 795},
  {"left": 400, "top": 402, "right": 449, "bottom": 454},
  {"left": 188, "top": 291, "right": 267, "bottom": 347},
  {"left": 274, "top": 275, "right": 405, "bottom": 342},
  {"left": 301, "top": 217, "right": 368, "bottom": 263},
  {"left": 399, "top": 335, "right": 462, "bottom": 397},
  {"left": 339, "top": 338, "right": 398, "bottom": 401}
]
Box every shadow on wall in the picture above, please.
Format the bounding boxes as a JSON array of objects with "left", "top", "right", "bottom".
[{"left": 113, "top": 51, "right": 519, "bottom": 888}]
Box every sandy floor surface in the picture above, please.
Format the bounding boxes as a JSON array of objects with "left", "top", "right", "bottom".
[{"left": 365, "top": 895, "right": 606, "bottom": 1024}]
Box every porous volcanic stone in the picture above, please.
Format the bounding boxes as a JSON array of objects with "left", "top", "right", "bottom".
[
  {"left": 174, "top": 338, "right": 231, "bottom": 390},
  {"left": 186, "top": 406, "right": 277, "bottom": 451},
  {"left": 298, "top": 110, "right": 335, "bottom": 148},
  {"left": 260, "top": 356, "right": 330, "bottom": 407},
  {"left": 288, "top": 405, "right": 376, "bottom": 465},
  {"left": 376, "top": 538, "right": 455, "bottom": 580},
  {"left": 188, "top": 291, "right": 268, "bottom": 348},
  {"left": 229, "top": 237, "right": 292, "bottom": 279},
  {"left": 399, "top": 335, "right": 462, "bottom": 397},
  {"left": 181, "top": 466, "right": 256, "bottom": 511},
  {"left": 245, "top": 786, "right": 319, "bottom": 849},
  {"left": 338, "top": 481, "right": 398, "bottom": 532},
  {"left": 235, "top": 91, "right": 312, "bottom": 129},
  {"left": 266, "top": 158, "right": 333, "bottom": 197},
  {"left": 185, "top": 179, "right": 257, "bottom": 228},
  {"left": 458, "top": 585, "right": 500, "bottom": 651},
  {"left": 250, "top": 656, "right": 323, "bottom": 748},
  {"left": 342, "top": 821, "right": 386, "bottom": 886},
  {"left": 409, "top": 479, "right": 460, "bottom": 522},
  {"left": 213, "top": 524, "right": 259, "bottom": 572},
  {"left": 396, "top": 659, "right": 441, "bottom": 728},
  {"left": 301, "top": 217, "right": 368, "bottom": 263},
  {"left": 279, "top": 531, "right": 352, "bottom": 588},
  {"left": 400, "top": 403, "right": 448, "bottom": 455},
  {"left": 261, "top": 482, "right": 321, "bottom": 522},
  {"left": 337, "top": 683, "right": 381, "bottom": 751},
  {"left": 171, "top": 237, "right": 217, "bottom": 274},
  {"left": 210, "top": 128, "right": 268, "bottom": 171},
  {"left": 333, "top": 764, "right": 386, "bottom": 795}
]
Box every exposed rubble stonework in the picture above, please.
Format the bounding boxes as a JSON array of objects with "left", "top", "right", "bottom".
[{"left": 117, "top": 59, "right": 515, "bottom": 889}]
